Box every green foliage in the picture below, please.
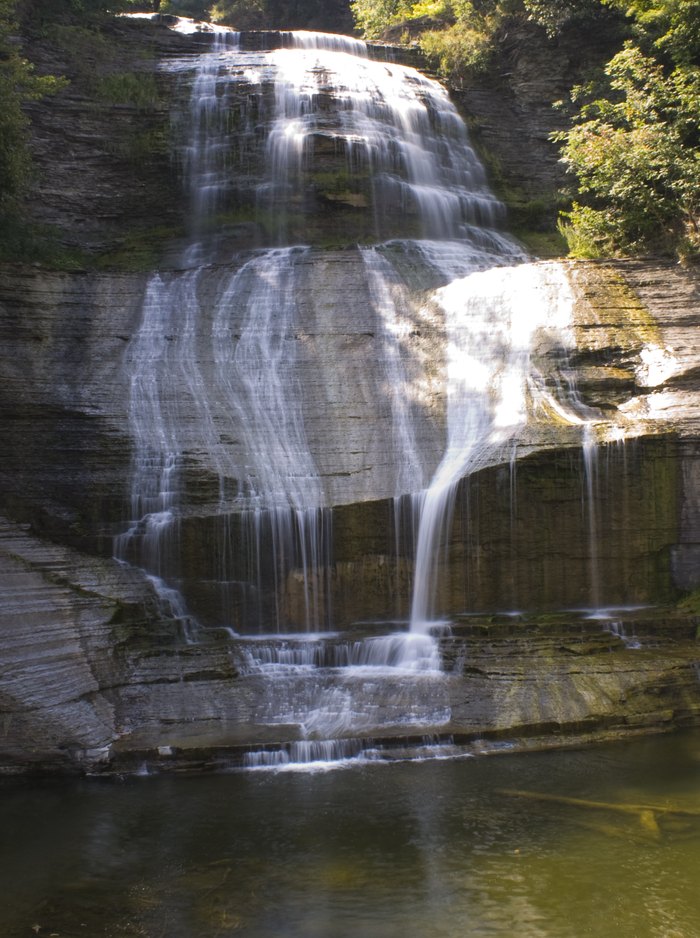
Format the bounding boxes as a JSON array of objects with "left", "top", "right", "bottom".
[
  {"left": 49, "top": 22, "right": 115, "bottom": 75},
  {"left": 351, "top": 0, "right": 610, "bottom": 41},
  {"left": 522, "top": 0, "right": 605, "bottom": 36},
  {"left": 419, "top": 19, "right": 494, "bottom": 82},
  {"left": 349, "top": 0, "right": 504, "bottom": 80},
  {"left": 19, "top": 0, "right": 147, "bottom": 28},
  {"left": 210, "top": 0, "right": 354, "bottom": 30},
  {"left": 0, "top": 217, "right": 90, "bottom": 266},
  {"left": 677, "top": 587, "right": 700, "bottom": 616},
  {"left": 0, "top": 0, "right": 66, "bottom": 223},
  {"left": 94, "top": 71, "right": 162, "bottom": 109},
  {"left": 556, "top": 205, "right": 616, "bottom": 257},
  {"left": 350, "top": 0, "right": 413, "bottom": 37},
  {"left": 351, "top": 0, "right": 502, "bottom": 39},
  {"left": 603, "top": 0, "right": 700, "bottom": 65},
  {"left": 555, "top": 43, "right": 700, "bottom": 256},
  {"left": 94, "top": 225, "right": 184, "bottom": 271},
  {"left": 106, "top": 126, "right": 169, "bottom": 168},
  {"left": 160, "top": 0, "right": 210, "bottom": 18},
  {"left": 210, "top": 0, "right": 271, "bottom": 27}
]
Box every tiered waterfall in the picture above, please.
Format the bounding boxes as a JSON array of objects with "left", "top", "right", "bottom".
[{"left": 115, "top": 26, "right": 596, "bottom": 764}]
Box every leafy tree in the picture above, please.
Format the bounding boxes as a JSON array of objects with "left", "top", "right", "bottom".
[
  {"left": 160, "top": 0, "right": 210, "bottom": 18},
  {"left": 351, "top": 0, "right": 611, "bottom": 41},
  {"left": 350, "top": 0, "right": 413, "bottom": 37},
  {"left": 604, "top": 0, "right": 700, "bottom": 65},
  {"left": 522, "top": 0, "right": 605, "bottom": 36},
  {"left": 210, "top": 0, "right": 352, "bottom": 30},
  {"left": 555, "top": 42, "right": 700, "bottom": 255},
  {"left": 18, "top": 0, "right": 148, "bottom": 26},
  {"left": 420, "top": 18, "right": 494, "bottom": 83},
  {"left": 418, "top": 3, "right": 502, "bottom": 82}
]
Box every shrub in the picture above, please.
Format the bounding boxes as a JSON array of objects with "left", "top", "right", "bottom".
[
  {"left": 419, "top": 19, "right": 494, "bottom": 83},
  {"left": 522, "top": 0, "right": 605, "bottom": 36},
  {"left": 554, "top": 43, "right": 700, "bottom": 257}
]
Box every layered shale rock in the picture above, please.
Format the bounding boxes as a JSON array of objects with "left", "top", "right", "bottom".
[{"left": 0, "top": 518, "right": 161, "bottom": 772}]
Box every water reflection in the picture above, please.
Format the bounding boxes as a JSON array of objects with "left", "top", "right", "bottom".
[{"left": 3, "top": 731, "right": 700, "bottom": 937}]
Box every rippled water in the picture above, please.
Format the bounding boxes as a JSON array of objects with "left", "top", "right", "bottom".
[{"left": 3, "top": 730, "right": 700, "bottom": 937}]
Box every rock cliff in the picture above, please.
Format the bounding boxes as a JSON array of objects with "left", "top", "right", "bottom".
[{"left": 0, "top": 17, "right": 699, "bottom": 773}]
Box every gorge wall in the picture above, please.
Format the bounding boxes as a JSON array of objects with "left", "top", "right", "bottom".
[
  {"left": 1, "top": 16, "right": 699, "bottom": 773},
  {"left": 2, "top": 249, "right": 699, "bottom": 773}
]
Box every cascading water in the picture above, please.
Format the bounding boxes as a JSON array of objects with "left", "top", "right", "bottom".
[
  {"left": 211, "top": 246, "right": 333, "bottom": 629},
  {"left": 262, "top": 33, "right": 505, "bottom": 242},
  {"left": 117, "top": 30, "right": 337, "bottom": 632},
  {"left": 117, "top": 23, "right": 598, "bottom": 766},
  {"left": 115, "top": 29, "right": 242, "bottom": 630},
  {"left": 407, "top": 260, "right": 591, "bottom": 630}
]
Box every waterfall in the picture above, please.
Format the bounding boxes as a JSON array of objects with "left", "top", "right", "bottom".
[
  {"left": 262, "top": 32, "right": 504, "bottom": 242},
  {"left": 115, "top": 24, "right": 603, "bottom": 760},
  {"left": 211, "top": 247, "right": 332, "bottom": 629},
  {"left": 408, "top": 261, "right": 584, "bottom": 630},
  {"left": 118, "top": 29, "right": 342, "bottom": 631},
  {"left": 106, "top": 20, "right": 628, "bottom": 767},
  {"left": 115, "top": 30, "right": 243, "bottom": 627}
]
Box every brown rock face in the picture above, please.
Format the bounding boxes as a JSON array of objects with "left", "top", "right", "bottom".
[{"left": 21, "top": 16, "right": 193, "bottom": 259}]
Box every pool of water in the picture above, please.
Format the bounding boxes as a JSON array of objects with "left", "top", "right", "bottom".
[{"left": 3, "top": 730, "right": 700, "bottom": 937}]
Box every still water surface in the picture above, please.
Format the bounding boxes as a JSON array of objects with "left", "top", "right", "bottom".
[{"left": 3, "top": 730, "right": 700, "bottom": 937}]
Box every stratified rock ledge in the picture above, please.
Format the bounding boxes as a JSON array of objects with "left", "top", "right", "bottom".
[{"left": 1, "top": 514, "right": 698, "bottom": 776}]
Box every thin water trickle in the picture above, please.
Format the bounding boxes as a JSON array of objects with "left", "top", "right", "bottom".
[
  {"left": 360, "top": 246, "right": 428, "bottom": 497},
  {"left": 582, "top": 424, "right": 601, "bottom": 609}
]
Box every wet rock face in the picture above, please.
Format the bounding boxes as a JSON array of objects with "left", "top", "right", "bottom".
[
  {"left": 2, "top": 523, "right": 698, "bottom": 776},
  {"left": 0, "top": 257, "right": 699, "bottom": 628},
  {"left": 114, "top": 614, "right": 700, "bottom": 771},
  {"left": 0, "top": 266, "right": 143, "bottom": 548},
  {"left": 0, "top": 255, "right": 699, "bottom": 774},
  {"left": 0, "top": 518, "right": 159, "bottom": 773},
  {"left": 0, "top": 251, "right": 445, "bottom": 539},
  {"left": 21, "top": 17, "right": 196, "bottom": 259},
  {"left": 19, "top": 21, "right": 450, "bottom": 262},
  {"left": 330, "top": 437, "right": 681, "bottom": 626},
  {"left": 454, "top": 15, "right": 626, "bottom": 232}
]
